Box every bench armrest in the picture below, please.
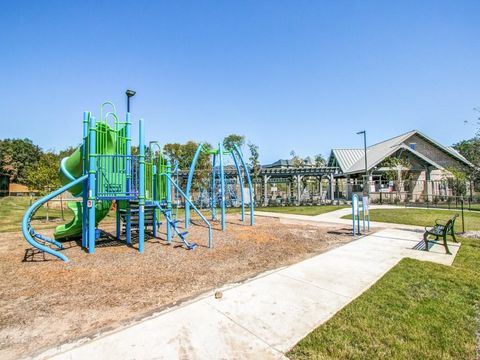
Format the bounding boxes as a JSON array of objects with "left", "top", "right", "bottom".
[{"left": 435, "top": 219, "right": 447, "bottom": 226}]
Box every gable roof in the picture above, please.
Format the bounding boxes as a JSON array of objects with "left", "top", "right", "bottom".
[
  {"left": 331, "top": 130, "right": 473, "bottom": 175},
  {"left": 329, "top": 149, "right": 364, "bottom": 173}
]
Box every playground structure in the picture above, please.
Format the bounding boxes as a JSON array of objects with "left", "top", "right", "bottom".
[
  {"left": 185, "top": 142, "right": 254, "bottom": 230},
  {"left": 22, "top": 102, "right": 215, "bottom": 262}
]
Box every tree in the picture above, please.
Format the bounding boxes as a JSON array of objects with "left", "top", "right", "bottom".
[
  {"left": 289, "top": 150, "right": 304, "bottom": 167},
  {"left": 445, "top": 167, "right": 468, "bottom": 197},
  {"left": 223, "top": 134, "right": 245, "bottom": 151},
  {"left": 57, "top": 146, "right": 77, "bottom": 160},
  {"left": 25, "top": 152, "right": 62, "bottom": 195},
  {"left": 163, "top": 141, "right": 212, "bottom": 170},
  {"left": 380, "top": 156, "right": 413, "bottom": 195},
  {"left": 314, "top": 154, "right": 326, "bottom": 167},
  {"left": 248, "top": 142, "right": 260, "bottom": 177},
  {"left": 163, "top": 141, "right": 213, "bottom": 191},
  {"left": 0, "top": 138, "right": 41, "bottom": 184},
  {"left": 453, "top": 137, "right": 480, "bottom": 188}
]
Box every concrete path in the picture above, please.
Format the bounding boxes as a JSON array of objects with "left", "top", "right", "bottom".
[
  {"left": 34, "top": 227, "right": 460, "bottom": 360},
  {"left": 256, "top": 205, "right": 426, "bottom": 230}
]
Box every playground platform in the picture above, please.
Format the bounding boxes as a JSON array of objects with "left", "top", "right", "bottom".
[{"left": 34, "top": 225, "right": 459, "bottom": 360}]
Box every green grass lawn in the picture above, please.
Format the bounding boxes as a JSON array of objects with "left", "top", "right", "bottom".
[
  {"left": 0, "top": 197, "right": 242, "bottom": 233},
  {"left": 0, "top": 196, "right": 118, "bottom": 233},
  {"left": 342, "top": 208, "right": 480, "bottom": 231},
  {"left": 0, "top": 196, "right": 73, "bottom": 233},
  {"left": 288, "top": 236, "right": 480, "bottom": 359},
  {"left": 256, "top": 205, "right": 349, "bottom": 216}
]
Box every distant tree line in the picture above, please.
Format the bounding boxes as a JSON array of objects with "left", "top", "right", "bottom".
[{"left": 0, "top": 135, "right": 260, "bottom": 195}]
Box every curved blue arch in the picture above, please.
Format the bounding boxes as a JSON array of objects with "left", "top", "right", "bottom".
[
  {"left": 185, "top": 143, "right": 204, "bottom": 228},
  {"left": 233, "top": 144, "right": 254, "bottom": 225},
  {"left": 230, "top": 150, "right": 245, "bottom": 223}
]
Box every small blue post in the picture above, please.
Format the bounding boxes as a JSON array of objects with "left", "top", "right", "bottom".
[
  {"left": 82, "top": 111, "right": 89, "bottom": 248},
  {"left": 362, "top": 197, "right": 366, "bottom": 232},
  {"left": 352, "top": 194, "right": 357, "bottom": 236},
  {"left": 166, "top": 160, "right": 172, "bottom": 243},
  {"left": 219, "top": 143, "right": 226, "bottom": 231},
  {"left": 138, "top": 118, "right": 145, "bottom": 253},
  {"left": 357, "top": 199, "right": 361, "bottom": 234},
  {"left": 125, "top": 112, "right": 132, "bottom": 245},
  {"left": 88, "top": 116, "right": 97, "bottom": 253}
]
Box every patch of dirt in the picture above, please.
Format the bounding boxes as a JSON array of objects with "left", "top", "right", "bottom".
[{"left": 0, "top": 215, "right": 352, "bottom": 360}]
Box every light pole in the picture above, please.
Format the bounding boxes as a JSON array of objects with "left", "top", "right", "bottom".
[
  {"left": 126, "top": 89, "right": 136, "bottom": 113},
  {"left": 357, "top": 130, "right": 368, "bottom": 194}
]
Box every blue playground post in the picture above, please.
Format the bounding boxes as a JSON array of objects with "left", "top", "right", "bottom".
[
  {"left": 152, "top": 164, "right": 157, "bottom": 238},
  {"left": 138, "top": 118, "right": 145, "bottom": 253},
  {"left": 125, "top": 112, "right": 132, "bottom": 245},
  {"left": 166, "top": 160, "right": 172, "bottom": 243},
  {"left": 88, "top": 116, "right": 97, "bottom": 253},
  {"left": 82, "top": 111, "right": 89, "bottom": 248},
  {"left": 219, "top": 143, "right": 226, "bottom": 231}
]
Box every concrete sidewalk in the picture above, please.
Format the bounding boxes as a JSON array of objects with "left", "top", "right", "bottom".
[
  {"left": 34, "top": 228, "right": 460, "bottom": 360},
  {"left": 256, "top": 205, "right": 425, "bottom": 230}
]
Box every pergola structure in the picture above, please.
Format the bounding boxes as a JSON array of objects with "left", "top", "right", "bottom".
[{"left": 179, "top": 166, "right": 340, "bottom": 206}]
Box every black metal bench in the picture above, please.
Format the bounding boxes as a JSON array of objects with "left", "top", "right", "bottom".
[{"left": 423, "top": 215, "right": 458, "bottom": 255}]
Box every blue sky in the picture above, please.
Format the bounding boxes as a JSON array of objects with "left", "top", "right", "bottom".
[{"left": 1, "top": 1, "right": 479, "bottom": 163}]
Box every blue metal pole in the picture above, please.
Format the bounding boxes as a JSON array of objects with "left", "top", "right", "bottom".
[
  {"left": 231, "top": 150, "right": 245, "bottom": 223},
  {"left": 219, "top": 143, "right": 226, "bottom": 231},
  {"left": 233, "top": 144, "right": 254, "bottom": 226},
  {"left": 82, "top": 111, "right": 89, "bottom": 248},
  {"left": 88, "top": 116, "right": 97, "bottom": 253},
  {"left": 185, "top": 143, "right": 203, "bottom": 229},
  {"left": 138, "top": 118, "right": 145, "bottom": 253},
  {"left": 166, "top": 160, "right": 172, "bottom": 243},
  {"left": 352, "top": 194, "right": 356, "bottom": 236},
  {"left": 125, "top": 112, "right": 132, "bottom": 245},
  {"left": 211, "top": 154, "right": 217, "bottom": 220},
  {"left": 152, "top": 164, "right": 157, "bottom": 238},
  {"left": 357, "top": 199, "right": 361, "bottom": 234}
]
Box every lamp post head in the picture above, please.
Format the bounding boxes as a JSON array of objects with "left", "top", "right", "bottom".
[
  {"left": 356, "top": 130, "right": 366, "bottom": 135},
  {"left": 126, "top": 89, "right": 136, "bottom": 98}
]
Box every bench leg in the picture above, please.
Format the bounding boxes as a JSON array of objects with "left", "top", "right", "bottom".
[
  {"left": 423, "top": 233, "right": 430, "bottom": 252},
  {"left": 442, "top": 235, "right": 452, "bottom": 255},
  {"left": 451, "top": 229, "right": 458, "bottom": 243}
]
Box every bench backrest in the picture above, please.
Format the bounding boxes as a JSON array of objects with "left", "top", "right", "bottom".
[{"left": 443, "top": 215, "right": 458, "bottom": 234}]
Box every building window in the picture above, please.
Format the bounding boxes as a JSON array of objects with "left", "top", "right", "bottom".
[{"left": 409, "top": 143, "right": 416, "bottom": 150}]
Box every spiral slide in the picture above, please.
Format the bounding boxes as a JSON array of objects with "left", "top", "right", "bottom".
[
  {"left": 22, "top": 122, "right": 117, "bottom": 261},
  {"left": 53, "top": 146, "right": 112, "bottom": 240}
]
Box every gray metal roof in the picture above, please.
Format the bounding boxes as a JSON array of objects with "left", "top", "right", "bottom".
[
  {"left": 330, "top": 149, "right": 364, "bottom": 173},
  {"left": 331, "top": 130, "right": 473, "bottom": 175}
]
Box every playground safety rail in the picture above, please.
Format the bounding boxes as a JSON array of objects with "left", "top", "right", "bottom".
[{"left": 160, "top": 172, "right": 213, "bottom": 248}]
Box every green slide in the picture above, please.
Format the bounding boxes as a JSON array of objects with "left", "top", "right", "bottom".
[{"left": 54, "top": 123, "right": 117, "bottom": 240}]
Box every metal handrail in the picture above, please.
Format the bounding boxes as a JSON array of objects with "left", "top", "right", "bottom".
[{"left": 160, "top": 173, "right": 212, "bottom": 248}]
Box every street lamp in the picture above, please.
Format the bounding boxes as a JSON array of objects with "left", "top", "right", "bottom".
[
  {"left": 357, "top": 130, "right": 368, "bottom": 193},
  {"left": 126, "top": 89, "right": 136, "bottom": 113}
]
